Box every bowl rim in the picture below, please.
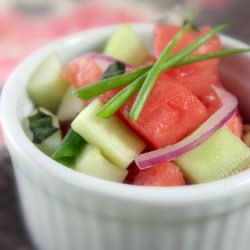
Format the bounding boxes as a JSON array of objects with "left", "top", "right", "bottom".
[{"left": 2, "top": 23, "right": 250, "bottom": 205}]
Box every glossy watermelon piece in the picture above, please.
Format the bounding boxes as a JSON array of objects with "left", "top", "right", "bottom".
[
  {"left": 133, "top": 162, "right": 186, "bottom": 186},
  {"left": 154, "top": 24, "right": 222, "bottom": 108},
  {"left": 198, "top": 88, "right": 221, "bottom": 116},
  {"left": 110, "top": 75, "right": 208, "bottom": 149},
  {"left": 154, "top": 25, "right": 221, "bottom": 58},
  {"left": 225, "top": 112, "right": 243, "bottom": 138},
  {"left": 61, "top": 57, "right": 103, "bottom": 89}
]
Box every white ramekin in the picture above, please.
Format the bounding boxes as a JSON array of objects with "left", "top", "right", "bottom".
[{"left": 1, "top": 24, "right": 250, "bottom": 250}]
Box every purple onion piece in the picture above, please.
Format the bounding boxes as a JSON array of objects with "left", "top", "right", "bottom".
[{"left": 83, "top": 52, "right": 134, "bottom": 71}]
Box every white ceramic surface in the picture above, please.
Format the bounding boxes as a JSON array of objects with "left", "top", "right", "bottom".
[{"left": 1, "top": 24, "right": 250, "bottom": 250}]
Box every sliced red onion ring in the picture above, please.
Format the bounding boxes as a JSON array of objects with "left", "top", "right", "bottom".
[
  {"left": 83, "top": 52, "right": 134, "bottom": 71},
  {"left": 135, "top": 86, "right": 238, "bottom": 169}
]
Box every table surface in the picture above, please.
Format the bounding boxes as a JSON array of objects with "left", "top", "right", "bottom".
[{"left": 1, "top": 0, "right": 250, "bottom": 249}]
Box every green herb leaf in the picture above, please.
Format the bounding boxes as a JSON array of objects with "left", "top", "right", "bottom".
[
  {"left": 28, "top": 109, "right": 59, "bottom": 144},
  {"left": 72, "top": 65, "right": 151, "bottom": 100},
  {"left": 183, "top": 20, "right": 200, "bottom": 32},
  {"left": 130, "top": 23, "right": 229, "bottom": 122},
  {"left": 51, "top": 128, "right": 86, "bottom": 167},
  {"left": 101, "top": 61, "right": 126, "bottom": 79}
]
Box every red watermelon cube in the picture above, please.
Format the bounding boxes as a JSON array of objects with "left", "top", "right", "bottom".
[
  {"left": 154, "top": 24, "right": 222, "bottom": 111},
  {"left": 133, "top": 162, "right": 186, "bottom": 186},
  {"left": 61, "top": 57, "right": 103, "bottom": 89},
  {"left": 115, "top": 75, "right": 208, "bottom": 148}
]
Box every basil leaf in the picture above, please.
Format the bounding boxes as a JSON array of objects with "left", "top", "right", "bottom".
[
  {"left": 183, "top": 20, "right": 200, "bottom": 32},
  {"left": 101, "top": 61, "right": 126, "bottom": 79},
  {"left": 28, "top": 109, "right": 59, "bottom": 144},
  {"left": 52, "top": 128, "right": 86, "bottom": 167}
]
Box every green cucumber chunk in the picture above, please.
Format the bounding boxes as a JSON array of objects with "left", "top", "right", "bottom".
[
  {"left": 104, "top": 24, "right": 150, "bottom": 66},
  {"left": 22, "top": 108, "right": 62, "bottom": 156},
  {"left": 57, "top": 85, "right": 84, "bottom": 122},
  {"left": 27, "top": 53, "right": 69, "bottom": 113},
  {"left": 175, "top": 128, "right": 250, "bottom": 183},
  {"left": 75, "top": 144, "right": 127, "bottom": 182},
  {"left": 71, "top": 98, "right": 146, "bottom": 169}
]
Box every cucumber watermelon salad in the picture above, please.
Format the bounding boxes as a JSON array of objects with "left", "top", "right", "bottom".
[{"left": 23, "top": 22, "right": 250, "bottom": 186}]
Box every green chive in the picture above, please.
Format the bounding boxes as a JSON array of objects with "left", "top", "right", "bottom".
[
  {"left": 73, "top": 66, "right": 151, "bottom": 100},
  {"left": 73, "top": 47, "right": 249, "bottom": 106},
  {"left": 51, "top": 128, "right": 86, "bottom": 167},
  {"left": 97, "top": 19, "right": 193, "bottom": 119},
  {"left": 97, "top": 73, "right": 147, "bottom": 118},
  {"left": 174, "top": 48, "right": 250, "bottom": 67},
  {"left": 130, "top": 23, "right": 229, "bottom": 122}
]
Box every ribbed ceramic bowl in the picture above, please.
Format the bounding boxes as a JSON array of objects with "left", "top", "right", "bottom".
[{"left": 1, "top": 24, "right": 250, "bottom": 250}]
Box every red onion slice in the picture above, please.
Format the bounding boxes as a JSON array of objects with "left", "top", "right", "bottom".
[
  {"left": 135, "top": 86, "right": 238, "bottom": 169},
  {"left": 83, "top": 52, "right": 134, "bottom": 71}
]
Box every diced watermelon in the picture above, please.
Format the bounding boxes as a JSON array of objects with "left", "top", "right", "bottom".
[
  {"left": 61, "top": 57, "right": 103, "bottom": 89},
  {"left": 154, "top": 24, "right": 222, "bottom": 110},
  {"left": 225, "top": 112, "right": 243, "bottom": 138},
  {"left": 199, "top": 88, "right": 222, "bottom": 116},
  {"left": 111, "top": 75, "right": 208, "bottom": 149},
  {"left": 133, "top": 162, "right": 186, "bottom": 186},
  {"left": 154, "top": 25, "right": 221, "bottom": 59}
]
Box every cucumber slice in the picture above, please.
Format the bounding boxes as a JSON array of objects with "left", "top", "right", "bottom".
[
  {"left": 104, "top": 24, "right": 150, "bottom": 66},
  {"left": 75, "top": 144, "right": 127, "bottom": 182},
  {"left": 71, "top": 98, "right": 146, "bottom": 169},
  {"left": 27, "top": 54, "right": 69, "bottom": 113},
  {"left": 175, "top": 128, "right": 250, "bottom": 183},
  {"left": 57, "top": 85, "right": 84, "bottom": 122},
  {"left": 22, "top": 108, "right": 62, "bottom": 156}
]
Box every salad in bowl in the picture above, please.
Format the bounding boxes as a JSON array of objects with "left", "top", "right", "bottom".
[{"left": 23, "top": 21, "right": 250, "bottom": 186}]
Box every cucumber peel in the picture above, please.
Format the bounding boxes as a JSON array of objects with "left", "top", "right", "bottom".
[
  {"left": 71, "top": 98, "right": 146, "bottom": 169},
  {"left": 75, "top": 144, "right": 128, "bottom": 182},
  {"left": 175, "top": 128, "right": 250, "bottom": 183},
  {"left": 104, "top": 24, "right": 150, "bottom": 66},
  {"left": 27, "top": 54, "right": 69, "bottom": 113}
]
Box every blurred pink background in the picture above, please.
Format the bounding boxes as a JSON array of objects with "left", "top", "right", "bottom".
[{"left": 0, "top": 0, "right": 152, "bottom": 84}]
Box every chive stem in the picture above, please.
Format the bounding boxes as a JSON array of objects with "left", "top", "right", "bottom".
[
  {"left": 130, "top": 23, "right": 229, "bottom": 122},
  {"left": 97, "top": 73, "right": 147, "bottom": 118},
  {"left": 73, "top": 65, "right": 151, "bottom": 100},
  {"left": 174, "top": 48, "right": 250, "bottom": 67},
  {"left": 51, "top": 128, "right": 86, "bottom": 167}
]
